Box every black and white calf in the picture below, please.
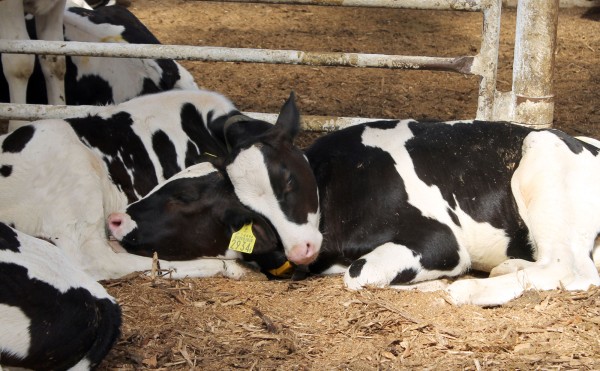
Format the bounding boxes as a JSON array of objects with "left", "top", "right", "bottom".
[
  {"left": 0, "top": 1, "right": 198, "bottom": 129},
  {"left": 101, "top": 117, "right": 600, "bottom": 305},
  {"left": 0, "top": 90, "right": 321, "bottom": 280},
  {"left": 0, "top": 0, "right": 67, "bottom": 108},
  {"left": 0, "top": 222, "right": 120, "bottom": 369},
  {"left": 301, "top": 120, "right": 600, "bottom": 306}
]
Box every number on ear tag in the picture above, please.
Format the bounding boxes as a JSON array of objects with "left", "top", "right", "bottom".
[{"left": 228, "top": 223, "right": 256, "bottom": 254}]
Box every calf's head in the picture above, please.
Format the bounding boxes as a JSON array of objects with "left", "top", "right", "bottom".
[
  {"left": 223, "top": 93, "right": 322, "bottom": 265},
  {"left": 108, "top": 162, "right": 281, "bottom": 261}
]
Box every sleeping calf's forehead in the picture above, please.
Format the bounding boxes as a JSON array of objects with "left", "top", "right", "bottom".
[{"left": 133, "top": 162, "right": 218, "bottom": 201}]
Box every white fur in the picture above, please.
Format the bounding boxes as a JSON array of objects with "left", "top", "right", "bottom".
[
  {"left": 69, "top": 358, "right": 92, "bottom": 371},
  {"left": 134, "top": 162, "right": 218, "bottom": 201},
  {"left": 66, "top": 0, "right": 93, "bottom": 9},
  {"left": 0, "top": 227, "right": 113, "bottom": 299},
  {"left": 0, "top": 225, "right": 118, "bottom": 369},
  {"left": 0, "top": 304, "right": 30, "bottom": 360},
  {"left": 109, "top": 162, "right": 218, "bottom": 239},
  {"left": 1, "top": 0, "right": 67, "bottom": 130},
  {"left": 576, "top": 136, "right": 600, "bottom": 148},
  {"left": 340, "top": 122, "right": 600, "bottom": 306},
  {"left": 2, "top": 0, "right": 198, "bottom": 130},
  {"left": 63, "top": 9, "right": 198, "bottom": 102},
  {"left": 63, "top": 6, "right": 198, "bottom": 101},
  {"left": 320, "top": 264, "right": 347, "bottom": 275},
  {"left": 344, "top": 242, "right": 425, "bottom": 290}
]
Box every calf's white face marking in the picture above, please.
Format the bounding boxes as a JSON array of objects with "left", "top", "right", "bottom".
[{"left": 227, "top": 145, "right": 322, "bottom": 265}]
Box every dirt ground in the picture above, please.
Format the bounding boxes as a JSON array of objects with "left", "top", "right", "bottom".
[{"left": 98, "top": 1, "right": 600, "bottom": 370}]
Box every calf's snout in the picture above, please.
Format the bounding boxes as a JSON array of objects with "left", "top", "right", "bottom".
[
  {"left": 287, "top": 241, "right": 319, "bottom": 265},
  {"left": 107, "top": 212, "right": 135, "bottom": 240}
]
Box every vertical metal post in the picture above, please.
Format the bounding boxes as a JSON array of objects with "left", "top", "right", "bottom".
[
  {"left": 512, "top": 0, "right": 559, "bottom": 128},
  {"left": 475, "top": 0, "right": 502, "bottom": 121}
]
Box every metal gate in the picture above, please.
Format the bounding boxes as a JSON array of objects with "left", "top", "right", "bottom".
[{"left": 0, "top": 0, "right": 559, "bottom": 130}]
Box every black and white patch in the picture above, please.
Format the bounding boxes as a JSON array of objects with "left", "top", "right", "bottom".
[{"left": 0, "top": 223, "right": 121, "bottom": 370}]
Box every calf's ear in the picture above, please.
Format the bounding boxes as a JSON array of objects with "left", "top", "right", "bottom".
[
  {"left": 269, "top": 92, "right": 300, "bottom": 144},
  {"left": 222, "top": 207, "right": 253, "bottom": 232}
]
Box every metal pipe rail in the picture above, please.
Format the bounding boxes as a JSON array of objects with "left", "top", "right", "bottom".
[
  {"left": 0, "top": 40, "right": 475, "bottom": 73},
  {"left": 0, "top": 0, "right": 500, "bottom": 126},
  {"left": 0, "top": 102, "right": 376, "bottom": 131},
  {"left": 186, "top": 0, "right": 486, "bottom": 10}
]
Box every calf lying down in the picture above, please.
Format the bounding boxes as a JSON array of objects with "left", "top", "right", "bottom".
[
  {"left": 110, "top": 119, "right": 600, "bottom": 306},
  {"left": 304, "top": 120, "right": 600, "bottom": 305},
  {"left": 0, "top": 222, "right": 120, "bottom": 370},
  {"left": 0, "top": 89, "right": 321, "bottom": 281}
]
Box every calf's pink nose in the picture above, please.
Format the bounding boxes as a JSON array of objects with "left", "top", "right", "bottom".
[
  {"left": 107, "top": 213, "right": 125, "bottom": 232},
  {"left": 287, "top": 241, "right": 318, "bottom": 265}
]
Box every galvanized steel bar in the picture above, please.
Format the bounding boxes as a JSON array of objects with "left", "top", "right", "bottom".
[
  {"left": 0, "top": 103, "right": 376, "bottom": 131},
  {"left": 245, "top": 112, "right": 382, "bottom": 131},
  {"left": 473, "top": 0, "right": 501, "bottom": 121},
  {"left": 511, "top": 0, "right": 558, "bottom": 128},
  {"left": 0, "top": 40, "right": 475, "bottom": 73},
  {"left": 188, "top": 0, "right": 483, "bottom": 11},
  {"left": 0, "top": 103, "right": 104, "bottom": 121}
]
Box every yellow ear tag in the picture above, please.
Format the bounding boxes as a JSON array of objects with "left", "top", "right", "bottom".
[
  {"left": 268, "top": 260, "right": 294, "bottom": 278},
  {"left": 228, "top": 223, "right": 256, "bottom": 254}
]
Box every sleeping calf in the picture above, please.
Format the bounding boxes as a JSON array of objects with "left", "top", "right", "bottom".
[
  {"left": 304, "top": 119, "right": 600, "bottom": 306},
  {"left": 118, "top": 117, "right": 600, "bottom": 306},
  {"left": 0, "top": 222, "right": 120, "bottom": 370},
  {"left": 0, "top": 89, "right": 321, "bottom": 281}
]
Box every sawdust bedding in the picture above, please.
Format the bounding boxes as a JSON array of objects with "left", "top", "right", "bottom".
[
  {"left": 89, "top": 1, "right": 600, "bottom": 369},
  {"left": 99, "top": 274, "right": 600, "bottom": 370}
]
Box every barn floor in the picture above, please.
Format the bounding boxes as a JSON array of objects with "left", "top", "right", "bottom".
[{"left": 98, "top": 1, "right": 600, "bottom": 369}]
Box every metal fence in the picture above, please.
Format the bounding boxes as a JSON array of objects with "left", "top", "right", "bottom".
[{"left": 0, "top": 0, "right": 558, "bottom": 130}]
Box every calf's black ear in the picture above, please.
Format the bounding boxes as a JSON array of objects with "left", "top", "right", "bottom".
[
  {"left": 222, "top": 207, "right": 253, "bottom": 232},
  {"left": 269, "top": 92, "right": 300, "bottom": 143}
]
